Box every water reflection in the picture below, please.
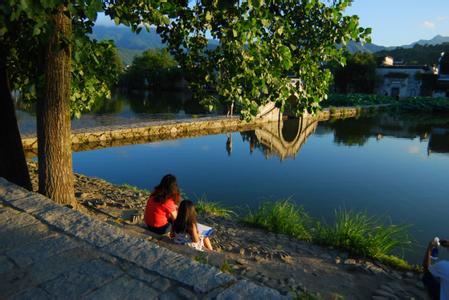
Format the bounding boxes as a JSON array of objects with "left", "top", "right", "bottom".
[
  {"left": 241, "top": 118, "right": 318, "bottom": 160},
  {"left": 15, "top": 90, "right": 213, "bottom": 135},
  {"left": 319, "top": 113, "right": 449, "bottom": 155}
]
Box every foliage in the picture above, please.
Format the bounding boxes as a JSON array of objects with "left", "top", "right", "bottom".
[
  {"left": 322, "top": 93, "right": 395, "bottom": 107},
  {"left": 314, "top": 209, "right": 412, "bottom": 260},
  {"left": 159, "top": 0, "right": 370, "bottom": 120},
  {"left": 393, "top": 97, "right": 449, "bottom": 112},
  {"left": 71, "top": 39, "right": 123, "bottom": 118},
  {"left": 333, "top": 52, "right": 377, "bottom": 94},
  {"left": 119, "top": 48, "right": 182, "bottom": 89},
  {"left": 242, "top": 199, "right": 413, "bottom": 269},
  {"left": 376, "top": 254, "right": 416, "bottom": 271},
  {"left": 375, "top": 42, "right": 449, "bottom": 66},
  {"left": 220, "top": 260, "right": 233, "bottom": 274},
  {"left": 120, "top": 183, "right": 150, "bottom": 195},
  {"left": 243, "top": 199, "right": 312, "bottom": 241},
  {"left": 195, "top": 194, "right": 236, "bottom": 218},
  {"left": 0, "top": 0, "right": 177, "bottom": 117}
]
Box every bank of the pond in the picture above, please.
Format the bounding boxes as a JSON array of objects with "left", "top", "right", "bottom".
[
  {"left": 21, "top": 105, "right": 379, "bottom": 153},
  {"left": 26, "top": 163, "right": 427, "bottom": 299}
]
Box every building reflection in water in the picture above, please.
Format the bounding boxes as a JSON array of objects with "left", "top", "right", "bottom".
[
  {"left": 317, "top": 112, "right": 449, "bottom": 156},
  {"left": 428, "top": 128, "right": 449, "bottom": 156},
  {"left": 240, "top": 118, "right": 318, "bottom": 160},
  {"left": 240, "top": 112, "right": 449, "bottom": 160}
]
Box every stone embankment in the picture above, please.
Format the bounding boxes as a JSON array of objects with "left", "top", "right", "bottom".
[
  {"left": 0, "top": 177, "right": 285, "bottom": 299},
  {"left": 22, "top": 163, "right": 427, "bottom": 299},
  {"left": 20, "top": 106, "right": 369, "bottom": 154}
]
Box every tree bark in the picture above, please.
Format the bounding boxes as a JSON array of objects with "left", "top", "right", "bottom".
[
  {"left": 0, "top": 55, "right": 32, "bottom": 190},
  {"left": 37, "top": 4, "right": 76, "bottom": 207}
]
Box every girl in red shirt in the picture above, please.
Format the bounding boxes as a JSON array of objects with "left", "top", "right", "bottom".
[{"left": 144, "top": 174, "right": 181, "bottom": 235}]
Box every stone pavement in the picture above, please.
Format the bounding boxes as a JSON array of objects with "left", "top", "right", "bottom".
[{"left": 0, "top": 178, "right": 286, "bottom": 299}]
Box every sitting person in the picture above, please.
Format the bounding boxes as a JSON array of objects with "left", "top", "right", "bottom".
[
  {"left": 173, "top": 200, "right": 213, "bottom": 251},
  {"left": 144, "top": 174, "right": 181, "bottom": 235},
  {"left": 422, "top": 238, "right": 449, "bottom": 300}
]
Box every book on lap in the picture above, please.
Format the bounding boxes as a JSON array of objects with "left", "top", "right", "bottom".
[{"left": 197, "top": 223, "right": 214, "bottom": 237}]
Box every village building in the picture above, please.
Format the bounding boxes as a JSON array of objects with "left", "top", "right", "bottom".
[{"left": 376, "top": 56, "right": 436, "bottom": 98}]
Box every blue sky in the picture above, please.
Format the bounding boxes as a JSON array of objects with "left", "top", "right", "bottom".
[
  {"left": 346, "top": 0, "right": 449, "bottom": 46},
  {"left": 96, "top": 0, "right": 449, "bottom": 47}
]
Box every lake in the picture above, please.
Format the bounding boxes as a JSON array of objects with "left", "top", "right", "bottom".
[
  {"left": 65, "top": 112, "right": 449, "bottom": 263},
  {"left": 16, "top": 93, "right": 449, "bottom": 263},
  {"left": 16, "top": 90, "right": 214, "bottom": 135}
]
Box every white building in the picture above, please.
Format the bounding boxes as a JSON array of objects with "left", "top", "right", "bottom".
[{"left": 376, "top": 64, "right": 433, "bottom": 98}]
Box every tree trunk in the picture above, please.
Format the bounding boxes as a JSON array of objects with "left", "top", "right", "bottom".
[
  {"left": 0, "top": 56, "right": 32, "bottom": 190},
  {"left": 37, "top": 4, "right": 76, "bottom": 207}
]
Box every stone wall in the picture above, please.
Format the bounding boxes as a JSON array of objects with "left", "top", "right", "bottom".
[{"left": 21, "top": 106, "right": 371, "bottom": 154}]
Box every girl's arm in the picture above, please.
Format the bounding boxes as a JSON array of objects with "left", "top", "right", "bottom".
[
  {"left": 190, "top": 223, "right": 200, "bottom": 243},
  {"left": 170, "top": 210, "right": 177, "bottom": 221}
]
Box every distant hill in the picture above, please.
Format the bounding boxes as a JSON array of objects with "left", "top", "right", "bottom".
[
  {"left": 345, "top": 35, "right": 449, "bottom": 54},
  {"left": 91, "top": 25, "right": 164, "bottom": 50},
  {"left": 90, "top": 26, "right": 449, "bottom": 65},
  {"left": 91, "top": 25, "right": 166, "bottom": 65},
  {"left": 375, "top": 42, "right": 449, "bottom": 65},
  {"left": 406, "top": 35, "right": 449, "bottom": 48},
  {"left": 345, "top": 41, "right": 387, "bottom": 53}
]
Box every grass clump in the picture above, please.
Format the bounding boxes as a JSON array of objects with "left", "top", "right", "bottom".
[
  {"left": 243, "top": 199, "right": 312, "bottom": 241},
  {"left": 329, "top": 106, "right": 337, "bottom": 115},
  {"left": 376, "top": 254, "right": 416, "bottom": 271},
  {"left": 315, "top": 209, "right": 411, "bottom": 263},
  {"left": 121, "top": 183, "right": 150, "bottom": 194},
  {"left": 194, "top": 194, "right": 236, "bottom": 218},
  {"left": 243, "top": 200, "right": 413, "bottom": 270}
]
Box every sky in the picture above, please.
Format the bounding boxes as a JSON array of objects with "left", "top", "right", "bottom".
[
  {"left": 96, "top": 0, "right": 449, "bottom": 47},
  {"left": 346, "top": 0, "right": 449, "bottom": 46}
]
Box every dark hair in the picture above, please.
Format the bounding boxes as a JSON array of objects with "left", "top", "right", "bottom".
[
  {"left": 173, "top": 200, "right": 197, "bottom": 234},
  {"left": 153, "top": 174, "right": 180, "bottom": 205}
]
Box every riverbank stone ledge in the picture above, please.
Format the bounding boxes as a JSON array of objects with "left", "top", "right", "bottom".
[
  {"left": 20, "top": 106, "right": 382, "bottom": 151},
  {"left": 0, "top": 177, "right": 287, "bottom": 299}
]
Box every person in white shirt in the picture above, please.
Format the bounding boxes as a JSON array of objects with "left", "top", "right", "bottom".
[{"left": 423, "top": 238, "right": 449, "bottom": 300}]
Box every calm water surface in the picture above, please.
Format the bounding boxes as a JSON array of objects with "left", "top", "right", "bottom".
[
  {"left": 69, "top": 112, "right": 449, "bottom": 263},
  {"left": 16, "top": 90, "right": 213, "bottom": 135}
]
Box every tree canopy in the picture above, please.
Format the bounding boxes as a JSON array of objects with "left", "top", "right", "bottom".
[
  {"left": 120, "top": 48, "right": 182, "bottom": 90},
  {"left": 159, "top": 0, "right": 370, "bottom": 120},
  {"left": 333, "top": 52, "right": 377, "bottom": 94}
]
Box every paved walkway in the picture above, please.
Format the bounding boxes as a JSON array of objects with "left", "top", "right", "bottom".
[{"left": 0, "top": 178, "right": 285, "bottom": 299}]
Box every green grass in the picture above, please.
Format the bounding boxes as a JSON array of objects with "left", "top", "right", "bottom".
[
  {"left": 314, "top": 209, "right": 412, "bottom": 266},
  {"left": 393, "top": 97, "right": 449, "bottom": 112},
  {"left": 243, "top": 198, "right": 312, "bottom": 241},
  {"left": 329, "top": 106, "right": 337, "bottom": 115},
  {"left": 194, "top": 194, "right": 236, "bottom": 218},
  {"left": 242, "top": 200, "right": 414, "bottom": 270},
  {"left": 120, "top": 183, "right": 150, "bottom": 194},
  {"left": 323, "top": 93, "right": 395, "bottom": 107}
]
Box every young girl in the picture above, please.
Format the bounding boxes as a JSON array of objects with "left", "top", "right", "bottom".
[
  {"left": 173, "top": 200, "right": 213, "bottom": 251},
  {"left": 144, "top": 174, "right": 181, "bottom": 235}
]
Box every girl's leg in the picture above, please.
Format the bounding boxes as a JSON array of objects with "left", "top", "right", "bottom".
[{"left": 203, "top": 237, "right": 213, "bottom": 251}]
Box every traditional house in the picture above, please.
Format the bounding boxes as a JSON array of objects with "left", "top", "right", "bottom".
[
  {"left": 433, "top": 52, "right": 449, "bottom": 98},
  {"left": 376, "top": 56, "right": 435, "bottom": 98}
]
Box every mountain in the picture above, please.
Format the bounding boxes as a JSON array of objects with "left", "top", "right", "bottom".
[
  {"left": 90, "top": 25, "right": 449, "bottom": 64},
  {"left": 91, "top": 25, "right": 165, "bottom": 50},
  {"left": 407, "top": 35, "right": 449, "bottom": 48},
  {"left": 345, "top": 35, "right": 449, "bottom": 54},
  {"left": 345, "top": 41, "right": 386, "bottom": 53}
]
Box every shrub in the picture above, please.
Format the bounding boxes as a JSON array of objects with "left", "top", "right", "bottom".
[
  {"left": 194, "top": 194, "right": 236, "bottom": 218},
  {"left": 314, "top": 209, "right": 412, "bottom": 260},
  {"left": 243, "top": 199, "right": 312, "bottom": 241}
]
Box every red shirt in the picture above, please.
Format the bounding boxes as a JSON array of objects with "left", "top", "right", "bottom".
[{"left": 144, "top": 196, "right": 177, "bottom": 228}]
